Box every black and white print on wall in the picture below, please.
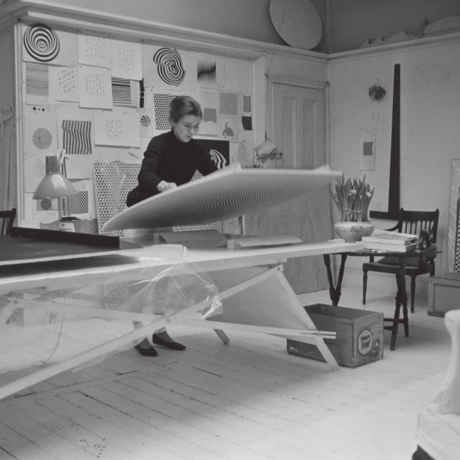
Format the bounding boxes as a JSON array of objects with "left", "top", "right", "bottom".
[{"left": 23, "top": 23, "right": 60, "bottom": 62}]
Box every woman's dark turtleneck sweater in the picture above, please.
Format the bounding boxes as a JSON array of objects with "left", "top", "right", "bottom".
[{"left": 126, "top": 130, "right": 217, "bottom": 207}]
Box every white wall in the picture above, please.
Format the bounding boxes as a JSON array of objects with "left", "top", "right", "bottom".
[{"left": 328, "top": 37, "right": 460, "bottom": 280}]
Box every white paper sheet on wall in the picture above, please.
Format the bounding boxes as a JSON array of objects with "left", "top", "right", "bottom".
[
  {"left": 224, "top": 57, "right": 253, "bottom": 93},
  {"left": 28, "top": 192, "right": 59, "bottom": 220},
  {"left": 196, "top": 53, "right": 226, "bottom": 89},
  {"left": 359, "top": 114, "right": 378, "bottom": 171},
  {"left": 79, "top": 65, "right": 113, "bottom": 109},
  {"left": 142, "top": 44, "right": 197, "bottom": 91},
  {"left": 25, "top": 63, "right": 49, "bottom": 105},
  {"left": 22, "top": 22, "right": 78, "bottom": 67},
  {"left": 23, "top": 104, "right": 58, "bottom": 155},
  {"left": 79, "top": 34, "right": 111, "bottom": 68},
  {"left": 238, "top": 132, "right": 255, "bottom": 167},
  {"left": 49, "top": 66, "right": 79, "bottom": 102},
  {"left": 94, "top": 109, "right": 140, "bottom": 147},
  {"left": 110, "top": 38, "right": 142, "bottom": 80},
  {"left": 138, "top": 108, "right": 155, "bottom": 138},
  {"left": 190, "top": 88, "right": 218, "bottom": 137},
  {"left": 64, "top": 156, "right": 92, "bottom": 179}
]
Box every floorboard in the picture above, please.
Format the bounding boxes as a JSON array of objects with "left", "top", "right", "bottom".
[{"left": 0, "top": 286, "right": 452, "bottom": 460}]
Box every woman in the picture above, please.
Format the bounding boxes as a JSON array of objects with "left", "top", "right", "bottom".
[{"left": 126, "top": 95, "right": 218, "bottom": 357}]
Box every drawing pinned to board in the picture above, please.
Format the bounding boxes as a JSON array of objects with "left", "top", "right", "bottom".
[
  {"left": 220, "top": 92, "right": 239, "bottom": 116},
  {"left": 23, "top": 23, "right": 60, "bottom": 62},
  {"left": 197, "top": 57, "right": 216, "bottom": 87},
  {"left": 24, "top": 154, "right": 47, "bottom": 193},
  {"left": 112, "top": 77, "right": 138, "bottom": 107},
  {"left": 242, "top": 116, "right": 253, "bottom": 131},
  {"left": 79, "top": 34, "right": 111, "bottom": 68},
  {"left": 111, "top": 39, "right": 142, "bottom": 80},
  {"left": 190, "top": 88, "right": 218, "bottom": 137},
  {"left": 224, "top": 57, "right": 253, "bottom": 92},
  {"left": 25, "top": 63, "right": 49, "bottom": 105},
  {"left": 62, "top": 120, "right": 92, "bottom": 155},
  {"left": 49, "top": 67, "right": 79, "bottom": 103},
  {"left": 219, "top": 117, "right": 239, "bottom": 143},
  {"left": 151, "top": 91, "right": 185, "bottom": 132},
  {"left": 359, "top": 114, "right": 379, "bottom": 171},
  {"left": 196, "top": 53, "right": 225, "bottom": 89},
  {"left": 32, "top": 128, "right": 52, "bottom": 150},
  {"left": 154, "top": 47, "right": 185, "bottom": 86},
  {"left": 138, "top": 109, "right": 155, "bottom": 138},
  {"left": 24, "top": 104, "right": 57, "bottom": 154},
  {"left": 94, "top": 110, "right": 140, "bottom": 147},
  {"left": 242, "top": 93, "right": 252, "bottom": 115},
  {"left": 79, "top": 65, "right": 113, "bottom": 109},
  {"left": 199, "top": 139, "right": 230, "bottom": 169},
  {"left": 143, "top": 45, "right": 196, "bottom": 91},
  {"left": 22, "top": 22, "right": 78, "bottom": 67}
]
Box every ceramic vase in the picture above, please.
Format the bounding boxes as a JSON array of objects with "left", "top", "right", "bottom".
[{"left": 334, "top": 220, "right": 375, "bottom": 243}]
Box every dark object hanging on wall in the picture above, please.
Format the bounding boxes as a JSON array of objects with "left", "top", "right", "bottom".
[
  {"left": 370, "top": 64, "right": 401, "bottom": 220},
  {"left": 369, "top": 84, "right": 386, "bottom": 101}
]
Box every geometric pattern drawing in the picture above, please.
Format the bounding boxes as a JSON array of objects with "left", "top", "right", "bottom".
[
  {"left": 93, "top": 161, "right": 141, "bottom": 236},
  {"left": 62, "top": 120, "right": 92, "bottom": 155},
  {"left": 140, "top": 115, "right": 151, "bottom": 127},
  {"left": 67, "top": 191, "right": 89, "bottom": 215},
  {"left": 209, "top": 149, "right": 227, "bottom": 169},
  {"left": 26, "top": 63, "right": 49, "bottom": 97},
  {"left": 80, "top": 35, "right": 110, "bottom": 65},
  {"left": 153, "top": 48, "right": 185, "bottom": 86},
  {"left": 50, "top": 67, "right": 78, "bottom": 102},
  {"left": 112, "top": 77, "right": 133, "bottom": 106},
  {"left": 102, "top": 164, "right": 342, "bottom": 231},
  {"left": 23, "top": 23, "right": 60, "bottom": 62},
  {"left": 153, "top": 93, "right": 176, "bottom": 131},
  {"left": 32, "top": 128, "right": 52, "bottom": 149},
  {"left": 197, "top": 58, "right": 216, "bottom": 86}
]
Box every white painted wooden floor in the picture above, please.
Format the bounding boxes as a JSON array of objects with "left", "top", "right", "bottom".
[{"left": 0, "top": 285, "right": 451, "bottom": 460}]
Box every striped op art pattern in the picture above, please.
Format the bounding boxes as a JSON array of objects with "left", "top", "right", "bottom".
[{"left": 62, "top": 120, "right": 92, "bottom": 155}]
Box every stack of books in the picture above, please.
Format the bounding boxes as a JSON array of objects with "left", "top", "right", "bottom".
[{"left": 362, "top": 231, "right": 418, "bottom": 252}]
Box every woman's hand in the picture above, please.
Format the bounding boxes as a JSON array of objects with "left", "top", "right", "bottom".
[{"left": 157, "top": 181, "right": 177, "bottom": 192}]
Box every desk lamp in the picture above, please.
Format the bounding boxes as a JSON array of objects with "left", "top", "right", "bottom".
[{"left": 33, "top": 155, "right": 77, "bottom": 222}]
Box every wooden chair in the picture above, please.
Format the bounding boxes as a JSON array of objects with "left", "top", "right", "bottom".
[
  {"left": 363, "top": 208, "right": 439, "bottom": 313},
  {"left": 0, "top": 208, "right": 16, "bottom": 236}
]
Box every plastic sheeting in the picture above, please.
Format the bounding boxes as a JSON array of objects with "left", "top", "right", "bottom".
[{"left": 0, "top": 245, "right": 222, "bottom": 399}]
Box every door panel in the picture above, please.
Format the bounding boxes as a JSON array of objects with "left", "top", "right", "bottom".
[{"left": 245, "top": 82, "right": 331, "bottom": 294}]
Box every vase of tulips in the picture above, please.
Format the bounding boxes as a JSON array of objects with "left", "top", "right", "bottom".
[{"left": 331, "top": 175, "right": 375, "bottom": 242}]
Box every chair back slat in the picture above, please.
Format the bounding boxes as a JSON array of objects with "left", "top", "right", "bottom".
[
  {"left": 397, "top": 209, "right": 439, "bottom": 243},
  {"left": 0, "top": 208, "right": 17, "bottom": 236}
]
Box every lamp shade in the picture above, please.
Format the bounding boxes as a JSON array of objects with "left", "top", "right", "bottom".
[{"left": 33, "top": 156, "right": 77, "bottom": 199}]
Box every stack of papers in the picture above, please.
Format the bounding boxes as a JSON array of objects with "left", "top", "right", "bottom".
[{"left": 362, "top": 231, "right": 418, "bottom": 252}]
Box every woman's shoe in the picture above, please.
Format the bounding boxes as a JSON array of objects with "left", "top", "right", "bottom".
[
  {"left": 152, "top": 333, "right": 186, "bottom": 350},
  {"left": 134, "top": 343, "right": 158, "bottom": 357}
]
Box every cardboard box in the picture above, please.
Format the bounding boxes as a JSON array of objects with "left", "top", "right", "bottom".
[
  {"left": 428, "top": 272, "right": 460, "bottom": 317},
  {"left": 287, "top": 304, "right": 384, "bottom": 368}
]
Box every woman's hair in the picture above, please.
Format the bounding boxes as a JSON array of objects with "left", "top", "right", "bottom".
[{"left": 169, "top": 95, "right": 203, "bottom": 123}]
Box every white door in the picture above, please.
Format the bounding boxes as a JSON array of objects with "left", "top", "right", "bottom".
[{"left": 245, "top": 81, "right": 332, "bottom": 293}]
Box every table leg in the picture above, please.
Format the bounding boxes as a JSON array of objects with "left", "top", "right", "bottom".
[
  {"left": 387, "top": 257, "right": 409, "bottom": 351},
  {"left": 323, "top": 253, "right": 347, "bottom": 306}
]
